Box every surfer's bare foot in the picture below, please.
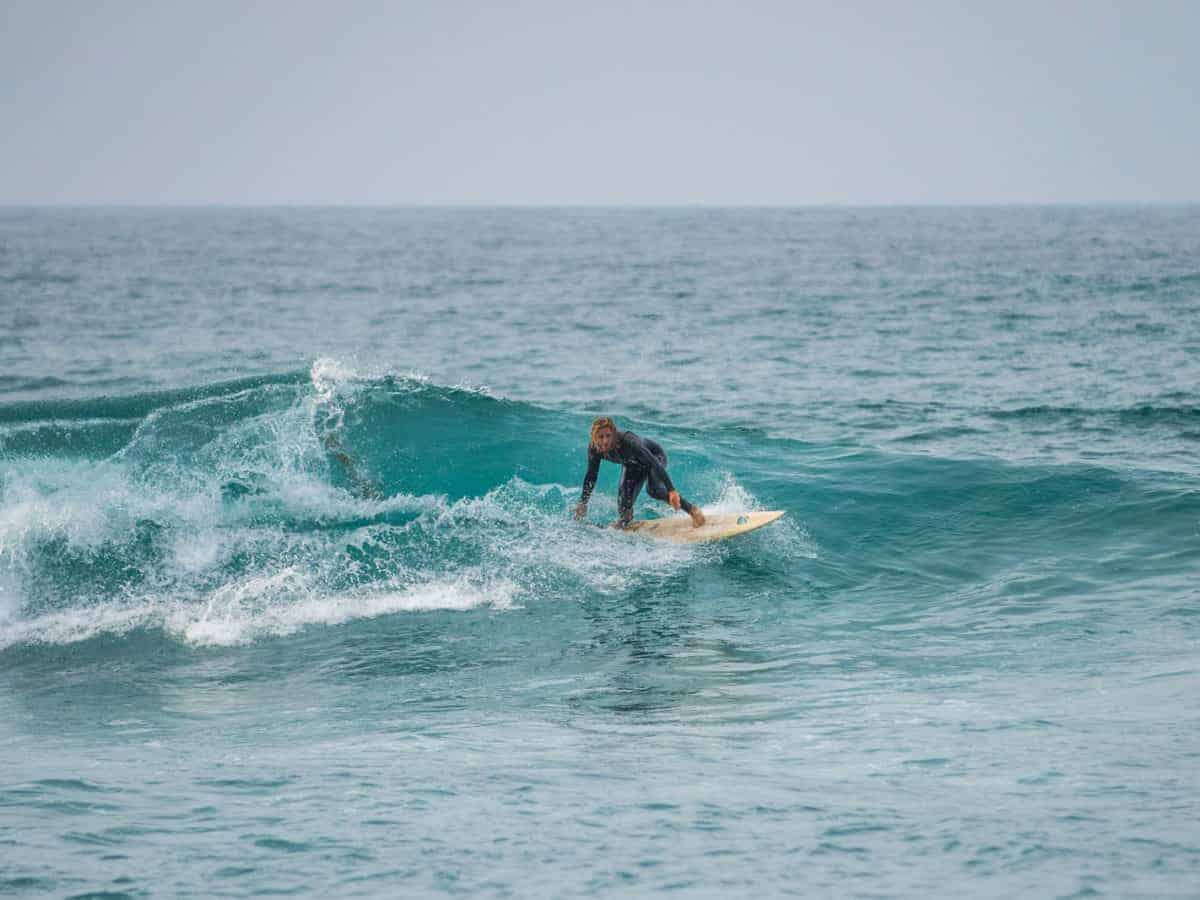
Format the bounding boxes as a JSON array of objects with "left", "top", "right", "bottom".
[{"left": 689, "top": 507, "right": 706, "bottom": 527}]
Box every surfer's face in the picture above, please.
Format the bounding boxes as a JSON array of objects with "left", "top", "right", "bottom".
[{"left": 593, "top": 426, "right": 616, "bottom": 453}]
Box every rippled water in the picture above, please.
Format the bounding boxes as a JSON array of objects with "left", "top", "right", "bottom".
[{"left": 1, "top": 207, "right": 1198, "bottom": 897}]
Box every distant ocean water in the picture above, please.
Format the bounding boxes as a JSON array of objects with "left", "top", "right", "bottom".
[{"left": 1, "top": 207, "right": 1197, "bottom": 897}]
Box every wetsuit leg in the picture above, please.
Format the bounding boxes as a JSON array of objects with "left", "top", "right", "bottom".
[
  {"left": 643, "top": 446, "right": 696, "bottom": 514},
  {"left": 617, "top": 466, "right": 648, "bottom": 525}
]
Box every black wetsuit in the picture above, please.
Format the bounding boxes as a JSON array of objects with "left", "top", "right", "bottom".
[{"left": 579, "top": 430, "right": 695, "bottom": 525}]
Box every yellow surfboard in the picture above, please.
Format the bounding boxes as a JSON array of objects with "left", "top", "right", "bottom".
[{"left": 629, "top": 510, "right": 785, "bottom": 544}]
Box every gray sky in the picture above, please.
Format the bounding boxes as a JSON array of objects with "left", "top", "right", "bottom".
[{"left": 2, "top": 0, "right": 1197, "bottom": 204}]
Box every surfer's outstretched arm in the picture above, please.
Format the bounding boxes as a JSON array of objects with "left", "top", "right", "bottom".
[{"left": 574, "top": 446, "right": 601, "bottom": 519}]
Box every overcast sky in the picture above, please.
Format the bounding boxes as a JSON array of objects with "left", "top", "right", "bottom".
[{"left": 2, "top": 0, "right": 1197, "bottom": 204}]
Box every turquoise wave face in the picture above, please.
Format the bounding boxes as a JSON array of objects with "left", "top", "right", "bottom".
[{"left": 2, "top": 359, "right": 1194, "bottom": 654}]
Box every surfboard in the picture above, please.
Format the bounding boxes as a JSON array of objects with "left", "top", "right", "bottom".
[{"left": 629, "top": 510, "right": 785, "bottom": 544}]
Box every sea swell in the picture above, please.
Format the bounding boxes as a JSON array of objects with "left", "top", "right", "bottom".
[{"left": 1, "top": 358, "right": 1195, "bottom": 654}]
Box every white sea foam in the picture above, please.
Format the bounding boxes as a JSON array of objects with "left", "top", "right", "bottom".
[
  {"left": 0, "top": 568, "right": 20, "bottom": 626},
  {"left": 0, "top": 574, "right": 515, "bottom": 650},
  {"left": 310, "top": 356, "right": 434, "bottom": 400},
  {"left": 705, "top": 474, "right": 764, "bottom": 515},
  {"left": 0, "top": 460, "right": 153, "bottom": 563},
  {"left": 181, "top": 576, "right": 514, "bottom": 647},
  {"left": 171, "top": 530, "right": 224, "bottom": 574},
  {"left": 0, "top": 598, "right": 160, "bottom": 650},
  {"left": 310, "top": 356, "right": 362, "bottom": 403},
  {"left": 0, "top": 459, "right": 768, "bottom": 650}
]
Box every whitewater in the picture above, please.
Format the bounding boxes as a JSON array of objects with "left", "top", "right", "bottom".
[{"left": 1, "top": 207, "right": 1197, "bottom": 897}]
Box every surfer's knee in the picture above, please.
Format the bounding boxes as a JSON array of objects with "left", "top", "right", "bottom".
[{"left": 644, "top": 471, "right": 667, "bottom": 500}]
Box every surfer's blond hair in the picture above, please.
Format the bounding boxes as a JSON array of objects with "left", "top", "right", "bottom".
[{"left": 590, "top": 416, "right": 617, "bottom": 446}]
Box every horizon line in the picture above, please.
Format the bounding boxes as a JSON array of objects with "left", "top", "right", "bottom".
[{"left": 2, "top": 200, "right": 1199, "bottom": 210}]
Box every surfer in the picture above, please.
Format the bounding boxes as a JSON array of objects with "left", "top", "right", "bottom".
[{"left": 574, "top": 416, "right": 706, "bottom": 529}]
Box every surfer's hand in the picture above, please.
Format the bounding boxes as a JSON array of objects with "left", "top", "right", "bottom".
[
  {"left": 573, "top": 502, "right": 587, "bottom": 520},
  {"left": 667, "top": 490, "right": 682, "bottom": 510},
  {"left": 689, "top": 506, "right": 706, "bottom": 527}
]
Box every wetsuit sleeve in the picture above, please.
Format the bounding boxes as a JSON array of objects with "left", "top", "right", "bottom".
[
  {"left": 626, "top": 435, "right": 676, "bottom": 494},
  {"left": 580, "top": 445, "right": 601, "bottom": 503}
]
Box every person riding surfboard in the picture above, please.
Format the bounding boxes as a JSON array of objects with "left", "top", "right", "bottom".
[{"left": 574, "top": 416, "right": 706, "bottom": 529}]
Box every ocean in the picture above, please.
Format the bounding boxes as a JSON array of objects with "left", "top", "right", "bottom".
[{"left": 1, "top": 207, "right": 1197, "bottom": 897}]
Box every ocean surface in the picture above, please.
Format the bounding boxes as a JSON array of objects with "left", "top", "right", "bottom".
[{"left": 1, "top": 207, "right": 1198, "bottom": 898}]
